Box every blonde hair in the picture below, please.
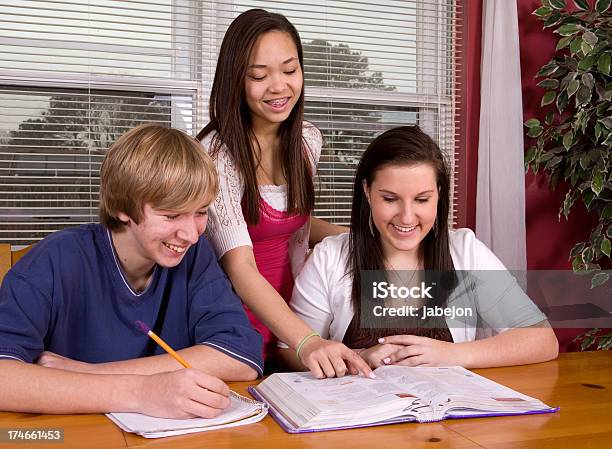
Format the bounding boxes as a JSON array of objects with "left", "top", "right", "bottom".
[{"left": 99, "top": 124, "right": 218, "bottom": 230}]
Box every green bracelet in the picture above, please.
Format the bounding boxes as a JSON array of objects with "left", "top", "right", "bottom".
[{"left": 296, "top": 331, "right": 320, "bottom": 362}]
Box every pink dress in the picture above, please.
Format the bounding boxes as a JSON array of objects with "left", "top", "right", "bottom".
[
  {"left": 246, "top": 198, "right": 308, "bottom": 360},
  {"left": 201, "top": 123, "right": 321, "bottom": 362}
]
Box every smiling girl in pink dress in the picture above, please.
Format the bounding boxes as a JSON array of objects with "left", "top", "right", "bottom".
[{"left": 197, "top": 9, "right": 372, "bottom": 378}]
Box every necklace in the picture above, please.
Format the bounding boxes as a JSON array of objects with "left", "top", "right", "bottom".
[{"left": 385, "top": 257, "right": 420, "bottom": 288}]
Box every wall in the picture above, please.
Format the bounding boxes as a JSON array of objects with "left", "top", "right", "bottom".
[{"left": 518, "top": 0, "right": 600, "bottom": 351}]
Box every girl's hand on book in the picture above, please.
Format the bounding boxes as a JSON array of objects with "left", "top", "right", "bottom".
[
  {"left": 359, "top": 343, "right": 405, "bottom": 368},
  {"left": 299, "top": 336, "right": 375, "bottom": 379},
  {"left": 36, "top": 351, "right": 94, "bottom": 373},
  {"left": 138, "top": 369, "right": 230, "bottom": 419},
  {"left": 379, "top": 335, "right": 460, "bottom": 367}
]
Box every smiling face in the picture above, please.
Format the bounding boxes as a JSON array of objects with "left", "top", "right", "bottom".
[
  {"left": 364, "top": 163, "right": 439, "bottom": 261},
  {"left": 244, "top": 30, "right": 303, "bottom": 131},
  {"left": 116, "top": 202, "right": 209, "bottom": 273}
]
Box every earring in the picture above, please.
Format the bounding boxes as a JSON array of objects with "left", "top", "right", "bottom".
[{"left": 369, "top": 209, "right": 375, "bottom": 237}]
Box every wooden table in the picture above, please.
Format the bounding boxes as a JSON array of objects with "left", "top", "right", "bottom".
[{"left": 1, "top": 351, "right": 610, "bottom": 449}]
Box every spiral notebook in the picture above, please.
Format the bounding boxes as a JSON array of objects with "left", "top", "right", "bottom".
[
  {"left": 107, "top": 391, "right": 268, "bottom": 438},
  {"left": 248, "top": 366, "right": 558, "bottom": 433}
]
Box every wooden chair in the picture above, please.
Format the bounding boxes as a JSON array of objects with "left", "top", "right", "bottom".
[{"left": 0, "top": 244, "right": 32, "bottom": 284}]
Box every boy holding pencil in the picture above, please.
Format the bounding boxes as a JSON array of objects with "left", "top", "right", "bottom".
[{"left": 0, "top": 124, "right": 263, "bottom": 419}]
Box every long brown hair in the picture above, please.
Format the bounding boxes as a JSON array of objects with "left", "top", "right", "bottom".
[
  {"left": 196, "top": 9, "right": 314, "bottom": 224},
  {"left": 348, "top": 126, "right": 456, "bottom": 328}
]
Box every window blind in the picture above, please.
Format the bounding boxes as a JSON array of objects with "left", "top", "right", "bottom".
[{"left": 0, "top": 0, "right": 463, "bottom": 244}]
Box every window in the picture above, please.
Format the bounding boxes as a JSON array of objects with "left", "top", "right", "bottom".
[{"left": 0, "top": 0, "right": 462, "bottom": 244}]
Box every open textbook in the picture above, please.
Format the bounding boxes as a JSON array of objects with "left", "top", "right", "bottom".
[
  {"left": 106, "top": 391, "right": 268, "bottom": 438},
  {"left": 249, "top": 366, "right": 558, "bottom": 433}
]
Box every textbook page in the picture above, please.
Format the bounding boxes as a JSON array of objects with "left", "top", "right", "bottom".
[
  {"left": 254, "top": 372, "right": 430, "bottom": 429},
  {"left": 376, "top": 366, "right": 551, "bottom": 418}
]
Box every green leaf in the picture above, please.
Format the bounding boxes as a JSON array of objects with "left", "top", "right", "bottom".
[
  {"left": 581, "top": 336, "right": 594, "bottom": 351},
  {"left": 573, "top": 0, "right": 590, "bottom": 9},
  {"left": 580, "top": 153, "right": 591, "bottom": 169},
  {"left": 602, "top": 238, "right": 611, "bottom": 257},
  {"left": 534, "top": 6, "right": 553, "bottom": 16},
  {"left": 570, "top": 37, "right": 583, "bottom": 55},
  {"left": 524, "top": 118, "right": 540, "bottom": 128},
  {"left": 582, "top": 31, "right": 598, "bottom": 46},
  {"left": 578, "top": 54, "right": 598, "bottom": 70},
  {"left": 597, "top": 100, "right": 610, "bottom": 115},
  {"left": 592, "top": 171, "right": 604, "bottom": 195},
  {"left": 570, "top": 242, "right": 587, "bottom": 258},
  {"left": 591, "top": 272, "right": 609, "bottom": 289},
  {"left": 551, "top": 67, "right": 568, "bottom": 79},
  {"left": 596, "top": 0, "right": 611, "bottom": 13},
  {"left": 525, "top": 147, "right": 537, "bottom": 165},
  {"left": 562, "top": 191, "right": 576, "bottom": 218},
  {"left": 541, "top": 91, "right": 556, "bottom": 106},
  {"left": 546, "top": 155, "right": 563, "bottom": 169},
  {"left": 567, "top": 79, "right": 580, "bottom": 97},
  {"left": 583, "top": 189, "right": 595, "bottom": 209},
  {"left": 537, "top": 62, "right": 559, "bottom": 77},
  {"left": 598, "top": 52, "right": 611, "bottom": 76},
  {"left": 557, "top": 24, "right": 581, "bottom": 36},
  {"left": 581, "top": 40, "right": 593, "bottom": 56},
  {"left": 604, "top": 203, "right": 612, "bottom": 220},
  {"left": 556, "top": 35, "right": 573, "bottom": 50},
  {"left": 572, "top": 254, "right": 585, "bottom": 272},
  {"left": 566, "top": 56, "right": 579, "bottom": 71},
  {"left": 563, "top": 130, "right": 574, "bottom": 150},
  {"left": 595, "top": 122, "right": 603, "bottom": 140},
  {"left": 540, "top": 152, "right": 555, "bottom": 162},
  {"left": 527, "top": 126, "right": 544, "bottom": 138},
  {"left": 544, "top": 12, "right": 562, "bottom": 28},
  {"left": 537, "top": 78, "right": 560, "bottom": 89},
  {"left": 604, "top": 133, "right": 612, "bottom": 146},
  {"left": 597, "top": 336, "right": 612, "bottom": 351},
  {"left": 545, "top": 111, "right": 555, "bottom": 125},
  {"left": 600, "top": 117, "right": 612, "bottom": 130},
  {"left": 557, "top": 90, "right": 570, "bottom": 114},
  {"left": 581, "top": 72, "right": 595, "bottom": 89},
  {"left": 582, "top": 246, "right": 594, "bottom": 263},
  {"left": 576, "top": 84, "right": 592, "bottom": 106},
  {"left": 550, "top": 0, "right": 567, "bottom": 9},
  {"left": 607, "top": 225, "right": 612, "bottom": 238}
]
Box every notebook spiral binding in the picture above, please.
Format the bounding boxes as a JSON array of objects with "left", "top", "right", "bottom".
[{"left": 230, "top": 390, "right": 268, "bottom": 408}]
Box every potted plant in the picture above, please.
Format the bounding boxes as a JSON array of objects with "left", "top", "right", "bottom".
[{"left": 524, "top": 0, "right": 611, "bottom": 350}]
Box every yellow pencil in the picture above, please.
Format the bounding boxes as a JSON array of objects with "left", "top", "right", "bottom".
[{"left": 134, "top": 320, "right": 191, "bottom": 368}]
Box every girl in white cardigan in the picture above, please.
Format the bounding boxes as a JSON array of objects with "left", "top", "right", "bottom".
[{"left": 281, "top": 126, "right": 558, "bottom": 370}]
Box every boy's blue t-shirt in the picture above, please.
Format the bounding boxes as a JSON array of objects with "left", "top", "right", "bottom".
[{"left": 0, "top": 224, "right": 263, "bottom": 375}]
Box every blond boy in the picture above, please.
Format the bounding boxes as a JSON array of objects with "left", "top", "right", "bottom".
[{"left": 0, "top": 124, "right": 263, "bottom": 418}]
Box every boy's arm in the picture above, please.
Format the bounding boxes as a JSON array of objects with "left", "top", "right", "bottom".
[
  {"left": 0, "top": 359, "right": 230, "bottom": 417},
  {"left": 37, "top": 345, "right": 258, "bottom": 380}
]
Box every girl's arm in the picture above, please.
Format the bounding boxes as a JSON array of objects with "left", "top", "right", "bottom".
[
  {"left": 381, "top": 321, "right": 559, "bottom": 368},
  {"left": 221, "top": 246, "right": 372, "bottom": 378}
]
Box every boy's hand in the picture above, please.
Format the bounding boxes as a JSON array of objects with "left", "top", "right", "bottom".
[
  {"left": 36, "top": 351, "right": 94, "bottom": 373},
  {"left": 299, "top": 336, "right": 375, "bottom": 379},
  {"left": 138, "top": 369, "right": 230, "bottom": 419}
]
